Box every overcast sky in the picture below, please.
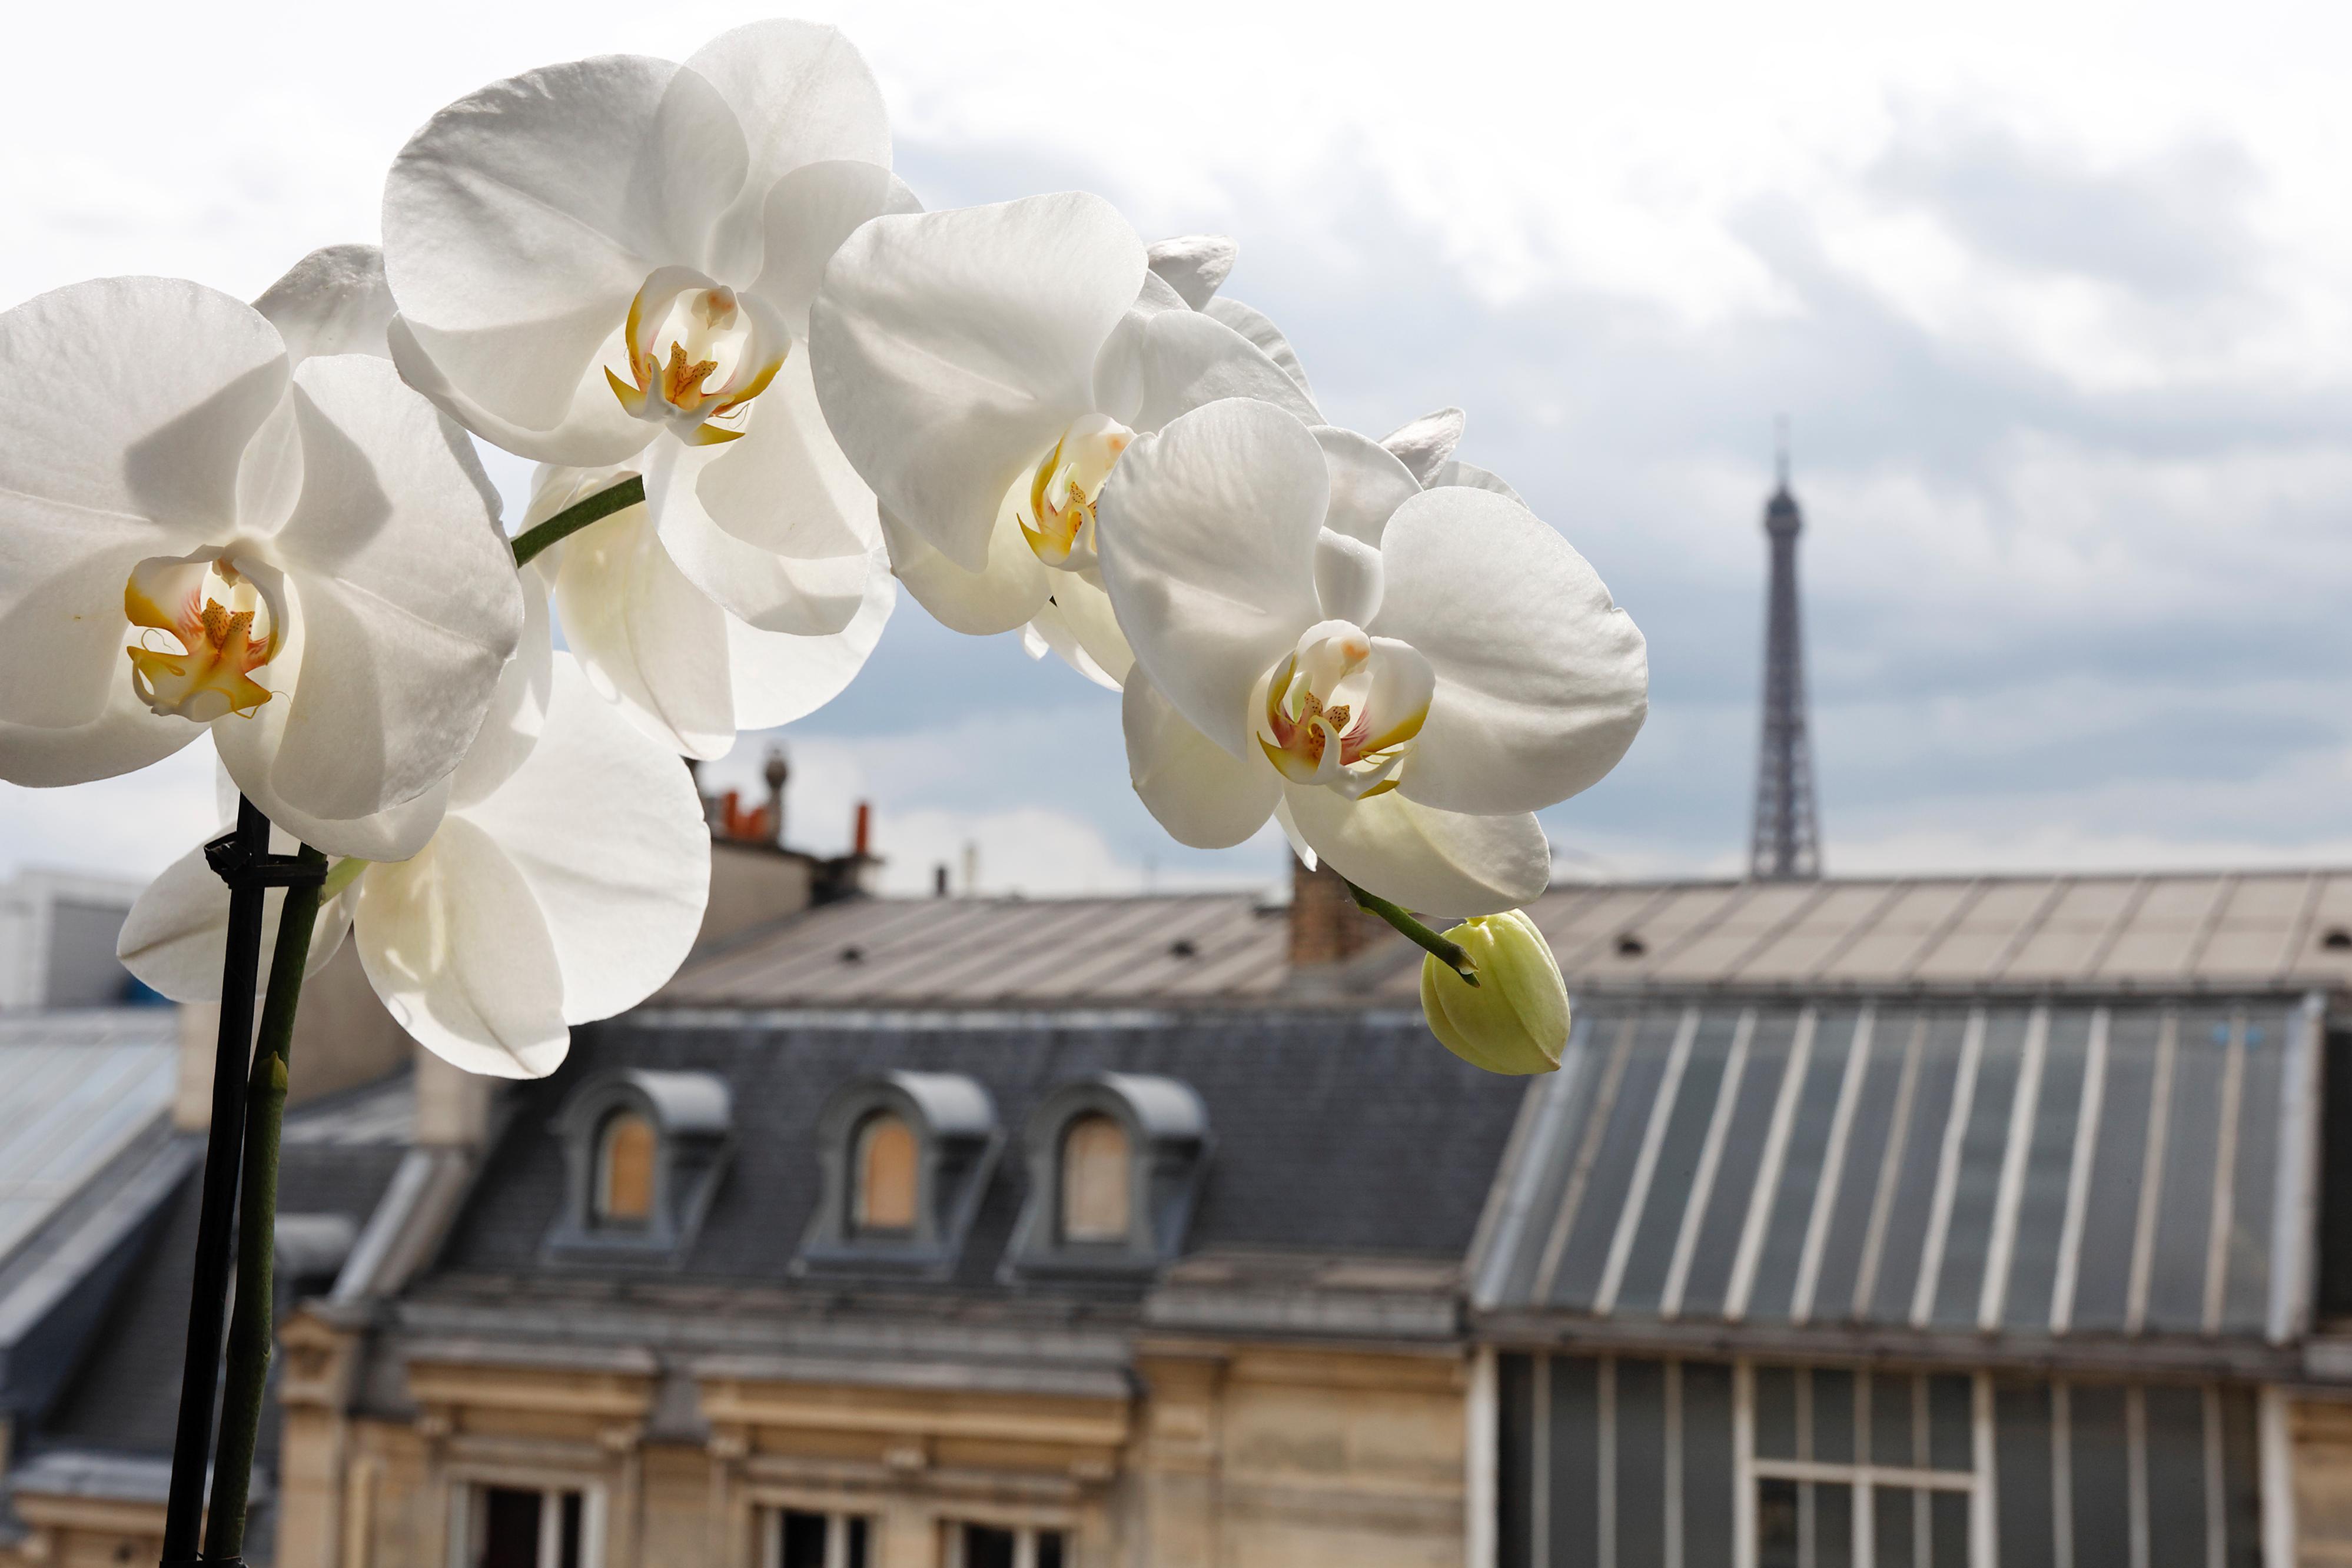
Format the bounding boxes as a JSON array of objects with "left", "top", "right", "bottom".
[{"left": 6, "top": 0, "right": 2350, "bottom": 896}]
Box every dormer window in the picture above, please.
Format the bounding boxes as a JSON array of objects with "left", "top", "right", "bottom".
[
  {"left": 548, "top": 1070, "right": 733, "bottom": 1262},
  {"left": 1004, "top": 1074, "right": 1210, "bottom": 1281},
  {"left": 594, "top": 1109, "right": 656, "bottom": 1227},
  {"left": 853, "top": 1112, "right": 919, "bottom": 1235},
  {"left": 798, "top": 1072, "right": 1001, "bottom": 1280},
  {"left": 1059, "top": 1114, "right": 1131, "bottom": 1243}
]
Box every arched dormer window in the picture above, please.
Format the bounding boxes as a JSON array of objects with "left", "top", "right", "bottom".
[
  {"left": 1058, "top": 1114, "right": 1130, "bottom": 1243},
  {"left": 1004, "top": 1074, "right": 1209, "bottom": 1281},
  {"left": 853, "top": 1112, "right": 919, "bottom": 1235},
  {"left": 595, "top": 1109, "right": 657, "bottom": 1226},
  {"left": 798, "top": 1072, "right": 1001, "bottom": 1280},
  {"left": 549, "top": 1070, "right": 733, "bottom": 1261}
]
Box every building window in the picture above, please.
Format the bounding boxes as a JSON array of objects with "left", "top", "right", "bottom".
[
  {"left": 773, "top": 1507, "right": 871, "bottom": 1568},
  {"left": 945, "top": 1523, "right": 1066, "bottom": 1568},
  {"left": 461, "top": 1485, "right": 588, "bottom": 1568},
  {"left": 1752, "top": 1365, "right": 1977, "bottom": 1568},
  {"left": 1494, "top": 1353, "right": 2264, "bottom": 1568},
  {"left": 593, "top": 1110, "right": 656, "bottom": 1225},
  {"left": 853, "top": 1112, "right": 918, "bottom": 1234},
  {"left": 1058, "top": 1114, "right": 1129, "bottom": 1243}
]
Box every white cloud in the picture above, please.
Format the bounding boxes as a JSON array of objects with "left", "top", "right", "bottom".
[{"left": 7, "top": 1, "right": 2352, "bottom": 891}]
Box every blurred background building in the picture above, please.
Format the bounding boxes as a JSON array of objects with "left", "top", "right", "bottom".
[{"left": 0, "top": 469, "right": 2349, "bottom": 1567}]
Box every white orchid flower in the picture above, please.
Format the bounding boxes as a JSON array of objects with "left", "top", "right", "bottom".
[
  {"left": 530, "top": 463, "right": 893, "bottom": 758},
  {"left": 809, "top": 192, "right": 1319, "bottom": 688},
  {"left": 0, "top": 276, "right": 522, "bottom": 860},
  {"left": 381, "top": 21, "right": 909, "bottom": 640},
  {"left": 1098, "top": 397, "right": 1649, "bottom": 916},
  {"left": 246, "top": 244, "right": 896, "bottom": 761},
  {"left": 119, "top": 623, "right": 711, "bottom": 1079}
]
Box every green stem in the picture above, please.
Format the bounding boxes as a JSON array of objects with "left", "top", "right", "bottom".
[
  {"left": 202, "top": 843, "right": 327, "bottom": 1562},
  {"left": 1345, "top": 878, "right": 1479, "bottom": 987},
  {"left": 508, "top": 474, "right": 645, "bottom": 569}
]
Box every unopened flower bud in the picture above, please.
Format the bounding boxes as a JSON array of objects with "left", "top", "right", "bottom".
[{"left": 1420, "top": 909, "right": 1569, "bottom": 1075}]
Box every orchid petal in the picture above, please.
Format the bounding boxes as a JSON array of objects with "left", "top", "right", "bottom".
[
  {"left": 1095, "top": 307, "right": 1320, "bottom": 434},
  {"left": 383, "top": 53, "right": 745, "bottom": 437},
  {"left": 1024, "top": 598, "right": 1122, "bottom": 692},
  {"left": 355, "top": 816, "right": 570, "bottom": 1078},
  {"left": 446, "top": 561, "right": 556, "bottom": 808},
  {"left": 1313, "top": 529, "right": 1385, "bottom": 626},
  {"left": 551, "top": 483, "right": 736, "bottom": 758},
  {"left": 451, "top": 656, "right": 709, "bottom": 1026},
  {"left": 0, "top": 278, "right": 289, "bottom": 730},
  {"left": 682, "top": 19, "right": 891, "bottom": 278},
  {"left": 1313, "top": 425, "right": 1421, "bottom": 546},
  {"left": 1123, "top": 672, "right": 1278, "bottom": 849},
  {"left": 1202, "top": 295, "right": 1315, "bottom": 405},
  {"left": 1378, "top": 407, "right": 1465, "bottom": 486},
  {"left": 117, "top": 839, "right": 354, "bottom": 1003},
  {"left": 1283, "top": 784, "right": 1550, "bottom": 918},
  {"left": 387, "top": 315, "right": 650, "bottom": 469},
  {"left": 1042, "top": 577, "right": 1133, "bottom": 689},
  {"left": 1145, "top": 235, "right": 1237, "bottom": 310},
  {"left": 727, "top": 544, "right": 895, "bottom": 732},
  {"left": 878, "top": 504, "right": 1051, "bottom": 636},
  {"left": 1431, "top": 458, "right": 1527, "bottom": 507},
  {"left": 749, "top": 160, "right": 921, "bottom": 334},
  {"left": 0, "top": 684, "right": 196, "bottom": 787},
  {"left": 646, "top": 356, "right": 876, "bottom": 634},
  {"left": 254, "top": 244, "right": 396, "bottom": 364},
  {"left": 1373, "top": 487, "right": 1649, "bottom": 815},
  {"left": 1095, "top": 398, "right": 1328, "bottom": 755},
  {"left": 214, "top": 355, "right": 520, "bottom": 823},
  {"left": 809, "top": 194, "right": 1144, "bottom": 572}
]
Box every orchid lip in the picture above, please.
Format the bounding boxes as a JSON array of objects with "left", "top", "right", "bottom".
[
  {"left": 122, "top": 549, "right": 285, "bottom": 723},
  {"left": 606, "top": 267, "right": 789, "bottom": 446},
  {"left": 1013, "top": 414, "right": 1134, "bottom": 572},
  {"left": 1251, "top": 620, "right": 1433, "bottom": 800}
]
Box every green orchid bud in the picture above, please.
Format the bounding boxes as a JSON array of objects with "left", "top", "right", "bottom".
[{"left": 1419, "top": 909, "right": 1569, "bottom": 1075}]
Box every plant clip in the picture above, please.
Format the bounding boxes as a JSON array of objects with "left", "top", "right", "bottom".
[{"left": 202, "top": 832, "right": 328, "bottom": 892}]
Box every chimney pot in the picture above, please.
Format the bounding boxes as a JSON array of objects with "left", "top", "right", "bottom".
[{"left": 853, "top": 801, "right": 872, "bottom": 858}]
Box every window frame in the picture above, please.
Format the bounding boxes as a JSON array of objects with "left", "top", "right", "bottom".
[
  {"left": 795, "top": 1072, "right": 1002, "bottom": 1280},
  {"left": 546, "top": 1069, "right": 734, "bottom": 1264},
  {"left": 446, "top": 1477, "right": 605, "bottom": 1568},
  {"left": 1000, "top": 1074, "right": 1208, "bottom": 1283},
  {"left": 763, "top": 1503, "right": 877, "bottom": 1568},
  {"left": 939, "top": 1519, "right": 1071, "bottom": 1568}
]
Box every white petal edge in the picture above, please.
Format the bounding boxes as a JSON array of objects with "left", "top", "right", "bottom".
[
  {"left": 1123, "top": 672, "right": 1279, "bottom": 849},
  {"left": 1283, "top": 785, "right": 1550, "bottom": 919},
  {"left": 1373, "top": 486, "right": 1650, "bottom": 815}
]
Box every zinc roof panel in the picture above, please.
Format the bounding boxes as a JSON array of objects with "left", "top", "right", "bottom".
[
  {"left": 1996, "top": 879, "right": 2144, "bottom": 983},
  {"left": 1814, "top": 882, "right": 1976, "bottom": 982}
]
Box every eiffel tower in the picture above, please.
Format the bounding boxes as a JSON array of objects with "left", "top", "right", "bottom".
[{"left": 1750, "top": 427, "right": 1823, "bottom": 880}]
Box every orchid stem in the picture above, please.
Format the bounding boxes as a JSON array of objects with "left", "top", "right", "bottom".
[
  {"left": 509, "top": 474, "right": 645, "bottom": 568},
  {"left": 159, "top": 799, "right": 270, "bottom": 1565},
  {"left": 1345, "top": 878, "right": 1479, "bottom": 987},
  {"left": 202, "top": 842, "right": 325, "bottom": 1562}
]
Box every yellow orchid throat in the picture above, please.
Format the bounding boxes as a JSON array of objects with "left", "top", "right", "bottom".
[
  {"left": 1015, "top": 414, "right": 1133, "bottom": 570},
  {"left": 606, "top": 269, "right": 788, "bottom": 446},
  {"left": 122, "top": 554, "right": 281, "bottom": 722}
]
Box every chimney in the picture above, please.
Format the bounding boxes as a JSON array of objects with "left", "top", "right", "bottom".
[
  {"left": 763, "top": 748, "right": 790, "bottom": 846},
  {"left": 934, "top": 864, "right": 949, "bottom": 898},
  {"left": 853, "top": 802, "right": 872, "bottom": 858},
  {"left": 1287, "top": 856, "right": 1387, "bottom": 968}
]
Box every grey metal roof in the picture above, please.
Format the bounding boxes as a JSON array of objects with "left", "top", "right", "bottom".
[
  {"left": 1472, "top": 996, "right": 2317, "bottom": 1366},
  {"left": 656, "top": 870, "right": 2352, "bottom": 1011},
  {"left": 0, "top": 1009, "right": 175, "bottom": 1266}
]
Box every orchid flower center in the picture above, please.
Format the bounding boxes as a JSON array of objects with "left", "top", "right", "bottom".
[
  {"left": 122, "top": 553, "right": 281, "bottom": 722},
  {"left": 1253, "top": 619, "right": 1434, "bottom": 800},
  {"left": 1013, "top": 414, "right": 1134, "bottom": 571},
  {"left": 606, "top": 268, "right": 788, "bottom": 447}
]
